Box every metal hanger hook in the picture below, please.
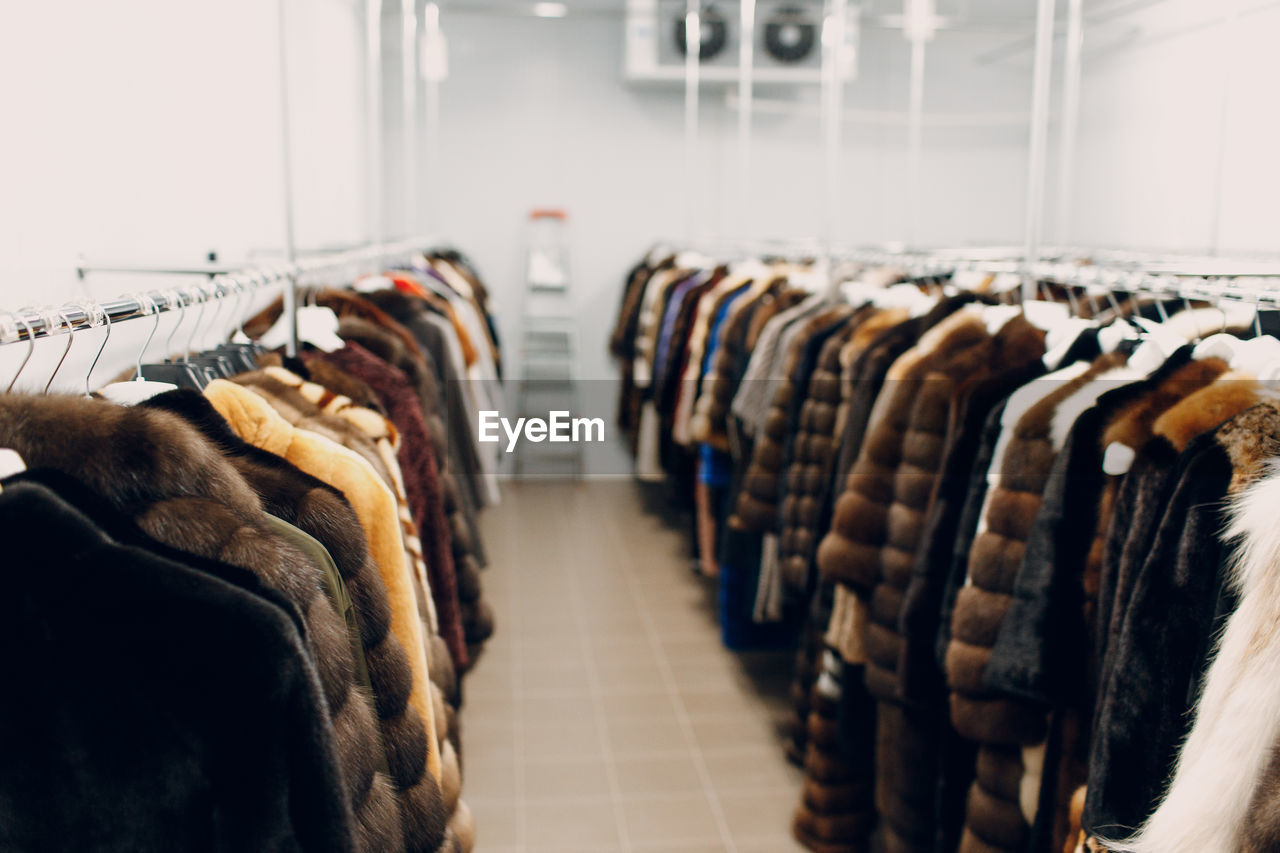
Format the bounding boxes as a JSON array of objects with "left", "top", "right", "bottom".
[
  {"left": 163, "top": 289, "right": 188, "bottom": 359},
  {"left": 42, "top": 307, "right": 76, "bottom": 395},
  {"left": 81, "top": 301, "right": 111, "bottom": 397},
  {"left": 203, "top": 280, "right": 227, "bottom": 350},
  {"left": 182, "top": 284, "right": 207, "bottom": 363},
  {"left": 223, "top": 276, "right": 245, "bottom": 342},
  {"left": 130, "top": 292, "right": 161, "bottom": 380},
  {"left": 2, "top": 310, "right": 35, "bottom": 394}
]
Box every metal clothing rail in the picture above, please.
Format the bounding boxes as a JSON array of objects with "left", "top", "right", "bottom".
[{"left": 0, "top": 237, "right": 436, "bottom": 347}]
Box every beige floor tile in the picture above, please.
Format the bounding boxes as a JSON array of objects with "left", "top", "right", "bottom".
[
  {"left": 702, "top": 746, "right": 803, "bottom": 792},
  {"left": 463, "top": 721, "right": 517, "bottom": 764},
  {"left": 519, "top": 693, "right": 599, "bottom": 727},
  {"left": 736, "top": 836, "right": 810, "bottom": 852},
  {"left": 521, "top": 798, "right": 622, "bottom": 848},
  {"left": 621, "top": 792, "right": 724, "bottom": 846},
  {"left": 464, "top": 756, "right": 517, "bottom": 800},
  {"left": 521, "top": 717, "right": 606, "bottom": 760},
  {"left": 468, "top": 483, "right": 811, "bottom": 850},
  {"left": 606, "top": 716, "right": 690, "bottom": 756},
  {"left": 467, "top": 797, "right": 518, "bottom": 847},
  {"left": 595, "top": 659, "right": 665, "bottom": 690},
  {"left": 719, "top": 789, "right": 804, "bottom": 841},
  {"left": 522, "top": 757, "right": 614, "bottom": 800},
  {"left": 518, "top": 661, "right": 592, "bottom": 691},
  {"left": 679, "top": 689, "right": 772, "bottom": 718},
  {"left": 690, "top": 715, "right": 781, "bottom": 752},
  {"left": 599, "top": 689, "right": 678, "bottom": 719},
  {"left": 614, "top": 753, "right": 706, "bottom": 796}
]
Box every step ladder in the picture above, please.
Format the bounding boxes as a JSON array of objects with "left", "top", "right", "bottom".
[{"left": 514, "top": 209, "right": 582, "bottom": 481}]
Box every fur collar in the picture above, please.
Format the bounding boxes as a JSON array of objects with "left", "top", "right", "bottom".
[
  {"left": 1111, "top": 443, "right": 1280, "bottom": 853},
  {"left": 1152, "top": 372, "right": 1261, "bottom": 452},
  {"left": 1101, "top": 358, "right": 1228, "bottom": 451}
]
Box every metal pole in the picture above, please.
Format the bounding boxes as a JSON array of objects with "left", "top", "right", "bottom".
[
  {"left": 424, "top": 2, "right": 442, "bottom": 232},
  {"left": 366, "top": 0, "right": 385, "bottom": 246},
  {"left": 684, "top": 1, "right": 701, "bottom": 242},
  {"left": 822, "top": 0, "right": 846, "bottom": 286},
  {"left": 402, "top": 0, "right": 419, "bottom": 236},
  {"left": 276, "top": 0, "right": 299, "bottom": 356},
  {"left": 906, "top": 35, "right": 925, "bottom": 249},
  {"left": 1056, "top": 0, "right": 1082, "bottom": 245},
  {"left": 1022, "top": 0, "right": 1057, "bottom": 304},
  {"left": 1208, "top": 8, "right": 1239, "bottom": 256},
  {"left": 738, "top": 0, "right": 755, "bottom": 237}
]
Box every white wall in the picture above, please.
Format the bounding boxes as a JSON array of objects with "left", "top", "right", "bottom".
[
  {"left": 427, "top": 11, "right": 1034, "bottom": 380},
  {"left": 1063, "top": 0, "right": 1280, "bottom": 254},
  {"left": 0, "top": 0, "right": 367, "bottom": 390}
]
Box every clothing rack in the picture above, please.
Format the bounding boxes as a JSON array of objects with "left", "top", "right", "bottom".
[
  {"left": 656, "top": 239, "right": 1280, "bottom": 310},
  {"left": 0, "top": 236, "right": 438, "bottom": 347}
]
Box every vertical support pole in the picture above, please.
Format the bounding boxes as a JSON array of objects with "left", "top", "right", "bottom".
[
  {"left": 1208, "top": 8, "right": 1239, "bottom": 256},
  {"left": 821, "top": 0, "right": 846, "bottom": 293},
  {"left": 424, "top": 2, "right": 442, "bottom": 233},
  {"left": 738, "top": 0, "right": 755, "bottom": 238},
  {"left": 366, "top": 0, "right": 385, "bottom": 246},
  {"left": 1022, "top": 0, "right": 1057, "bottom": 304},
  {"left": 276, "top": 0, "right": 299, "bottom": 356},
  {"left": 684, "top": 1, "right": 701, "bottom": 243},
  {"left": 1056, "top": 0, "right": 1082, "bottom": 246},
  {"left": 906, "top": 34, "right": 925, "bottom": 249},
  {"left": 402, "top": 0, "right": 419, "bottom": 236}
]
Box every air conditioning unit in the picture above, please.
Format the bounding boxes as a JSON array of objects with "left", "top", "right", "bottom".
[{"left": 625, "top": 0, "right": 856, "bottom": 85}]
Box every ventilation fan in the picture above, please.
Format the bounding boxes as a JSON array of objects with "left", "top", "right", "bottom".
[
  {"left": 762, "top": 5, "right": 818, "bottom": 64},
  {"left": 672, "top": 3, "right": 729, "bottom": 61}
]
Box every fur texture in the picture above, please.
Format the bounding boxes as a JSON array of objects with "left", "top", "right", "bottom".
[
  {"left": 0, "top": 393, "right": 405, "bottom": 851},
  {"left": 143, "top": 389, "right": 455, "bottom": 845},
  {"left": 1106, "top": 405, "right": 1280, "bottom": 853},
  {"left": 0, "top": 477, "right": 358, "bottom": 852},
  {"left": 311, "top": 343, "right": 472, "bottom": 670}
]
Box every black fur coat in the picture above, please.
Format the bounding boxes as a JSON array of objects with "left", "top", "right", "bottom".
[{"left": 0, "top": 475, "right": 355, "bottom": 852}]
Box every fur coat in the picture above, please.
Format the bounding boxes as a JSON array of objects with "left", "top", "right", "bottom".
[
  {"left": 330, "top": 315, "right": 494, "bottom": 656},
  {"left": 688, "top": 282, "right": 802, "bottom": 452},
  {"left": 261, "top": 364, "right": 468, "bottom": 676},
  {"left": 201, "top": 384, "right": 442, "bottom": 765},
  {"left": 733, "top": 307, "right": 855, "bottom": 535},
  {"left": 0, "top": 394, "right": 408, "bottom": 851},
  {"left": 974, "top": 354, "right": 1223, "bottom": 852},
  {"left": 357, "top": 290, "right": 488, "bottom": 527},
  {"left": 1084, "top": 390, "right": 1280, "bottom": 849},
  {"left": 0, "top": 475, "right": 357, "bottom": 852},
  {"left": 783, "top": 308, "right": 907, "bottom": 773},
  {"left": 1111, "top": 433, "right": 1280, "bottom": 853},
  {"left": 143, "top": 389, "right": 457, "bottom": 823},
  {"left": 947, "top": 352, "right": 1133, "bottom": 853},
  {"left": 311, "top": 342, "right": 474, "bottom": 670}
]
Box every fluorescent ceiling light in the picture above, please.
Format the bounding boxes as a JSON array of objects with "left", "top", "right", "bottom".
[{"left": 532, "top": 2, "right": 568, "bottom": 16}]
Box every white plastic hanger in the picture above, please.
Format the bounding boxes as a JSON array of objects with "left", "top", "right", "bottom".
[
  {"left": 98, "top": 292, "right": 178, "bottom": 405},
  {"left": 260, "top": 288, "right": 344, "bottom": 353}
]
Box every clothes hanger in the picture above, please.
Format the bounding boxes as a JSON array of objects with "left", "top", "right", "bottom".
[
  {"left": 2, "top": 310, "right": 35, "bottom": 394},
  {"left": 259, "top": 280, "right": 344, "bottom": 353},
  {"left": 205, "top": 278, "right": 258, "bottom": 372},
  {"left": 137, "top": 290, "right": 205, "bottom": 389},
  {"left": 80, "top": 301, "right": 110, "bottom": 397},
  {"left": 41, "top": 307, "right": 76, "bottom": 394},
  {"left": 98, "top": 292, "right": 179, "bottom": 405},
  {"left": 179, "top": 282, "right": 235, "bottom": 380}
]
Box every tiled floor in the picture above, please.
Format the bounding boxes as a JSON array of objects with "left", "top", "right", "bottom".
[{"left": 467, "top": 481, "right": 808, "bottom": 853}]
